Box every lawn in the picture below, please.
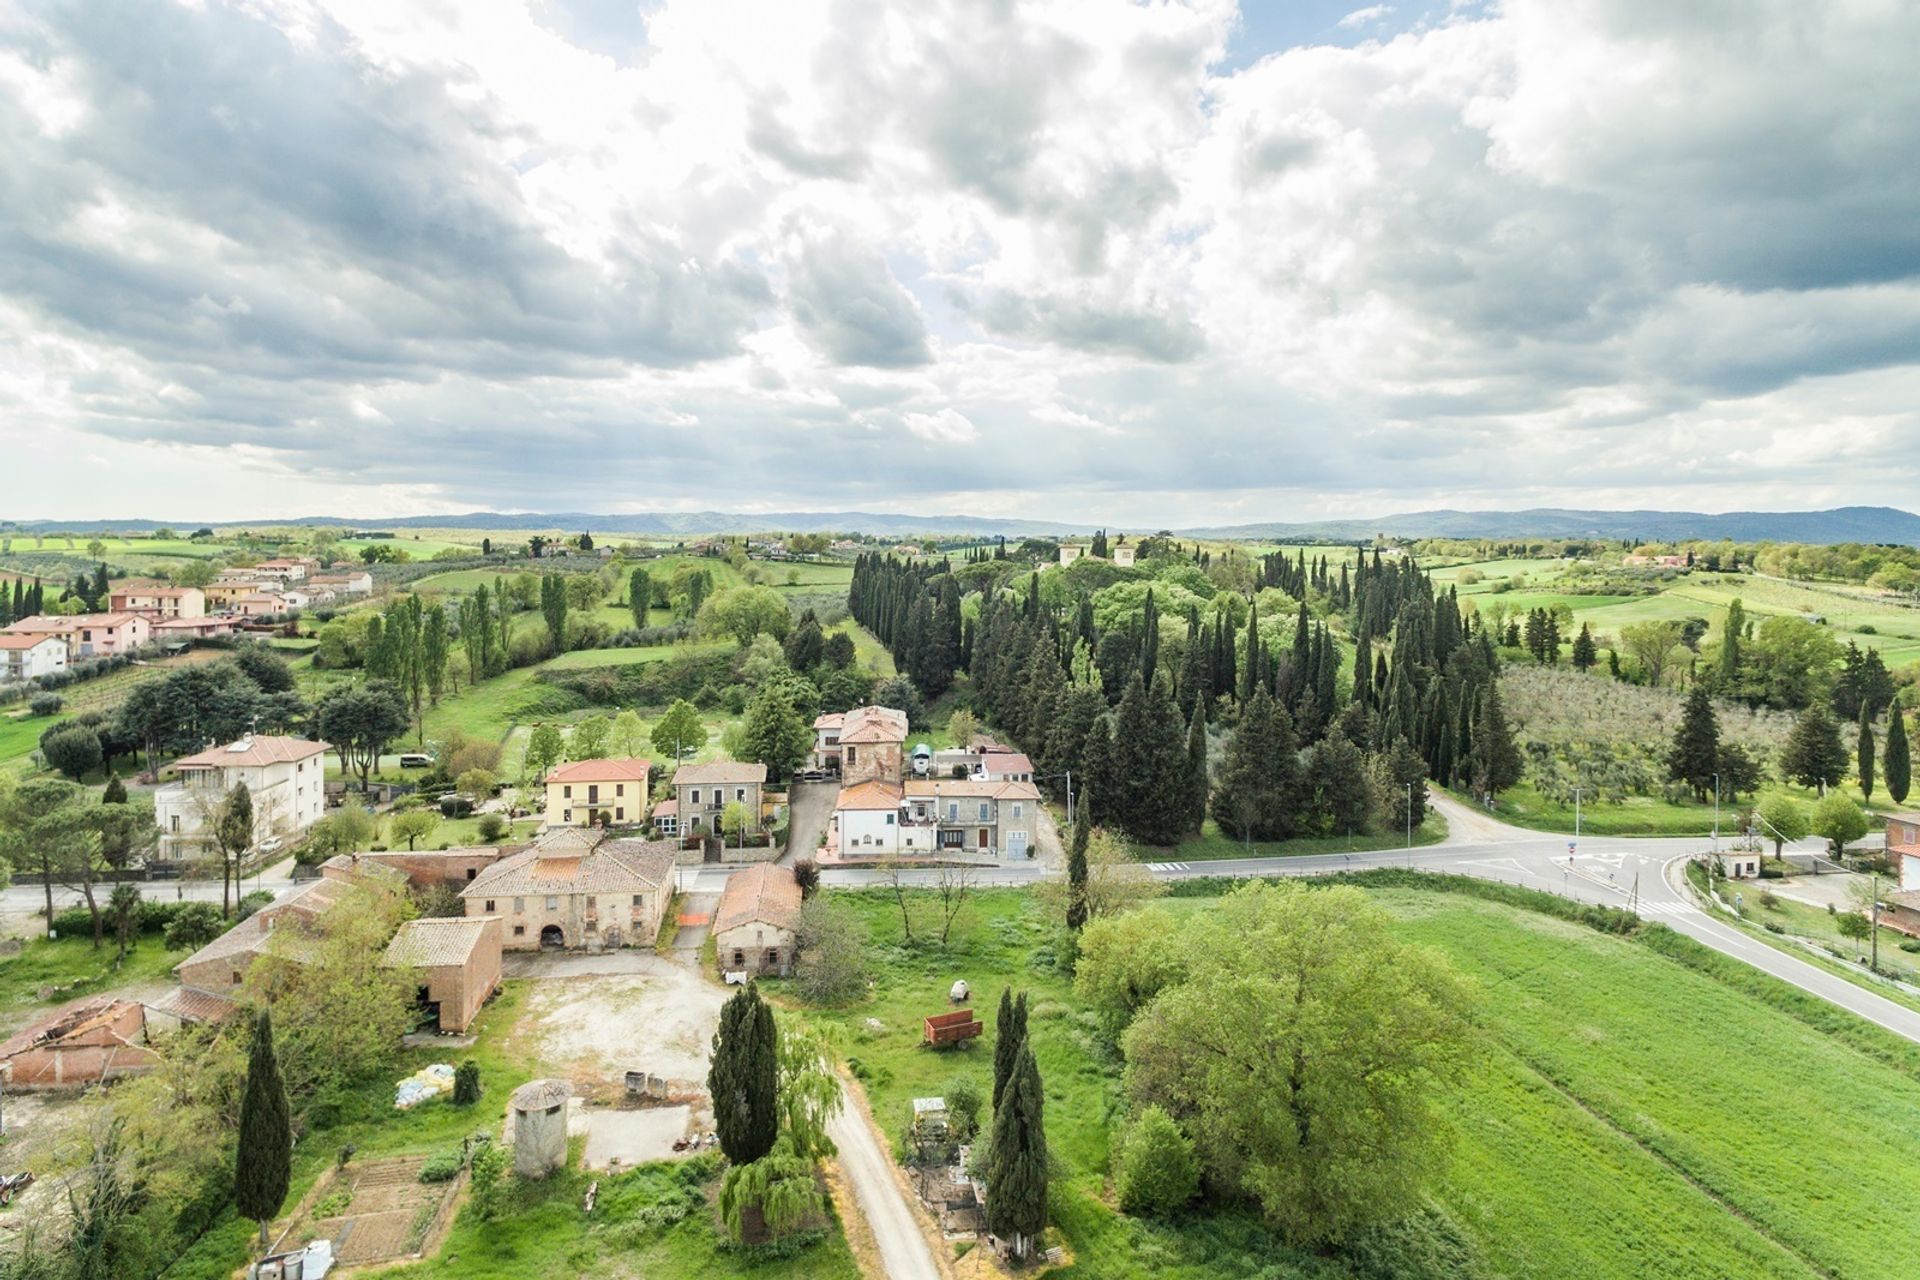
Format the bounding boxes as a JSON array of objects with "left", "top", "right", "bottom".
[
  {"left": 831, "top": 619, "right": 895, "bottom": 678},
  {"left": 1133, "top": 813, "right": 1448, "bottom": 861},
  {"left": 1477, "top": 780, "right": 1727, "bottom": 836},
  {"left": 776, "top": 881, "right": 1920, "bottom": 1279},
  {"left": 541, "top": 640, "right": 729, "bottom": 670},
  {"left": 0, "top": 933, "right": 188, "bottom": 1029},
  {"left": 0, "top": 710, "right": 59, "bottom": 773}
]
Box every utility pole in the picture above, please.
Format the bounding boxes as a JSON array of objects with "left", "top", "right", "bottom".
[
  {"left": 1711, "top": 772, "right": 1722, "bottom": 855},
  {"left": 1571, "top": 786, "right": 1584, "bottom": 857},
  {"left": 1405, "top": 782, "right": 1413, "bottom": 867}
]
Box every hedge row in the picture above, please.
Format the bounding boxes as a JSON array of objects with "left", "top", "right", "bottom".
[
  {"left": 49, "top": 889, "right": 273, "bottom": 938},
  {"left": 1165, "top": 867, "right": 1646, "bottom": 935}
]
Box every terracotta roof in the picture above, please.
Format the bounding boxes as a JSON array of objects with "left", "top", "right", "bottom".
[
  {"left": 674, "top": 761, "right": 768, "bottom": 785},
  {"left": 148, "top": 986, "right": 240, "bottom": 1024},
  {"left": 979, "top": 751, "right": 1035, "bottom": 775},
  {"left": 813, "top": 712, "right": 844, "bottom": 730},
  {"left": 715, "top": 864, "right": 802, "bottom": 935},
  {"left": 173, "top": 734, "right": 330, "bottom": 769},
  {"left": 0, "top": 633, "right": 62, "bottom": 650},
  {"left": 6, "top": 612, "right": 144, "bottom": 632},
  {"left": 384, "top": 917, "right": 497, "bottom": 969},
  {"left": 0, "top": 996, "right": 141, "bottom": 1059},
  {"left": 546, "top": 757, "right": 652, "bottom": 784},
  {"left": 837, "top": 780, "right": 904, "bottom": 811},
  {"left": 460, "top": 836, "right": 675, "bottom": 899},
  {"left": 905, "top": 778, "right": 1041, "bottom": 801},
  {"left": 838, "top": 705, "right": 909, "bottom": 745},
  {"left": 652, "top": 799, "right": 678, "bottom": 818},
  {"left": 174, "top": 879, "right": 345, "bottom": 971}
]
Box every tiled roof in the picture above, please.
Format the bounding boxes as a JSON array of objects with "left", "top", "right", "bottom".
[
  {"left": 148, "top": 986, "right": 240, "bottom": 1024},
  {"left": 6, "top": 612, "right": 143, "bottom": 632},
  {"left": 460, "top": 837, "right": 675, "bottom": 899},
  {"left": 715, "top": 864, "right": 802, "bottom": 935},
  {"left": 813, "top": 712, "right": 844, "bottom": 730},
  {"left": 838, "top": 705, "right": 909, "bottom": 745},
  {"left": 0, "top": 996, "right": 139, "bottom": 1058},
  {"left": 547, "top": 757, "right": 652, "bottom": 784},
  {"left": 674, "top": 760, "right": 768, "bottom": 785},
  {"left": 837, "top": 780, "right": 904, "bottom": 811},
  {"left": 980, "top": 751, "right": 1034, "bottom": 775},
  {"left": 0, "top": 633, "right": 62, "bottom": 650},
  {"left": 173, "top": 734, "right": 330, "bottom": 769},
  {"left": 905, "top": 778, "right": 1041, "bottom": 801},
  {"left": 383, "top": 918, "right": 496, "bottom": 969},
  {"left": 652, "top": 799, "right": 677, "bottom": 817}
]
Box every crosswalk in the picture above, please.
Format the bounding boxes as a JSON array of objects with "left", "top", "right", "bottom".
[
  {"left": 1635, "top": 902, "right": 1701, "bottom": 917},
  {"left": 1147, "top": 862, "right": 1193, "bottom": 873}
]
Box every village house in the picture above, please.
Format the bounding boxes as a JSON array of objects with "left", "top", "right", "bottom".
[
  {"left": 251, "top": 557, "right": 318, "bottom": 582},
  {"left": 203, "top": 580, "right": 267, "bottom": 608},
  {"left": 233, "top": 591, "right": 291, "bottom": 617},
  {"left": 3, "top": 612, "right": 152, "bottom": 658},
  {"left": 1882, "top": 814, "right": 1920, "bottom": 936},
  {"left": 672, "top": 760, "right": 770, "bottom": 839},
  {"left": 153, "top": 733, "right": 330, "bottom": 864},
  {"left": 812, "top": 704, "right": 908, "bottom": 781},
  {"left": 714, "top": 863, "right": 802, "bottom": 977},
  {"left": 0, "top": 632, "right": 68, "bottom": 682},
  {"left": 382, "top": 916, "right": 504, "bottom": 1033},
  {"left": 544, "top": 758, "right": 651, "bottom": 828},
  {"left": 108, "top": 581, "right": 206, "bottom": 620},
  {"left": 152, "top": 615, "right": 238, "bottom": 643},
  {"left": 309, "top": 570, "right": 373, "bottom": 594},
  {"left": 1112, "top": 543, "right": 1136, "bottom": 567},
  {"left": 460, "top": 826, "right": 676, "bottom": 951},
  {"left": 1058, "top": 544, "right": 1085, "bottom": 566},
  {"left": 831, "top": 775, "right": 1042, "bottom": 859},
  {"left": 0, "top": 996, "right": 164, "bottom": 1089}
]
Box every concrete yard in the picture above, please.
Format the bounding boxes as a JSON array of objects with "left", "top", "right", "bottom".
[
  {"left": 507, "top": 952, "right": 726, "bottom": 1096},
  {"left": 582, "top": 1105, "right": 694, "bottom": 1170}
]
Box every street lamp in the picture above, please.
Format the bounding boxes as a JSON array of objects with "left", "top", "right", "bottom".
[
  {"left": 1711, "top": 772, "right": 1722, "bottom": 855},
  {"left": 1405, "top": 782, "right": 1413, "bottom": 867}
]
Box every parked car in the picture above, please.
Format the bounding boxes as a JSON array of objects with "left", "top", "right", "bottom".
[
  {"left": 398, "top": 752, "right": 435, "bottom": 769},
  {"left": 256, "top": 836, "right": 285, "bottom": 856}
]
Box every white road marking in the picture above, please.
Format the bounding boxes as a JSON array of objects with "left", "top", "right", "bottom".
[
  {"left": 1148, "top": 862, "right": 1191, "bottom": 872},
  {"left": 1635, "top": 902, "right": 1701, "bottom": 917}
]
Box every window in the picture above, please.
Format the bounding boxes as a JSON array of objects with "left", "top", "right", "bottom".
[
  {"left": 846, "top": 746, "right": 857, "bottom": 765},
  {"left": 947, "top": 803, "right": 958, "bottom": 821},
  {"left": 616, "top": 807, "right": 625, "bottom": 821},
  {"left": 586, "top": 895, "right": 596, "bottom": 907},
  {"left": 1012, "top": 803, "right": 1024, "bottom": 818},
  {"left": 466, "top": 868, "right": 477, "bottom": 880},
  {"left": 978, "top": 802, "right": 991, "bottom": 821},
  {"left": 545, "top": 896, "right": 559, "bottom": 911},
  {"left": 514, "top": 925, "right": 526, "bottom": 937},
  {"left": 733, "top": 950, "right": 745, "bottom": 966},
  {"left": 564, "top": 784, "right": 573, "bottom": 798},
  {"left": 484, "top": 899, "right": 496, "bottom": 912},
  {"left": 632, "top": 895, "right": 643, "bottom": 907},
  {"left": 513, "top": 897, "right": 525, "bottom": 913},
  {"left": 562, "top": 810, "right": 571, "bottom": 823},
  {"left": 616, "top": 783, "right": 625, "bottom": 796},
  {"left": 691, "top": 789, "right": 701, "bottom": 805},
  {"left": 885, "top": 812, "right": 895, "bottom": 825},
  {"left": 735, "top": 787, "right": 745, "bottom": 801}
]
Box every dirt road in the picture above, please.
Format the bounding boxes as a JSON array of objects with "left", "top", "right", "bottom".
[{"left": 827, "top": 1088, "right": 943, "bottom": 1280}]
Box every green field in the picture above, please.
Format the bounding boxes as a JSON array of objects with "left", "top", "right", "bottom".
[
  {"left": 0, "top": 934, "right": 188, "bottom": 1026},
  {"left": 777, "top": 883, "right": 1920, "bottom": 1279}
]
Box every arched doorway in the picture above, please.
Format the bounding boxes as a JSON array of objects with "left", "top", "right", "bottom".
[{"left": 539, "top": 924, "right": 566, "bottom": 950}]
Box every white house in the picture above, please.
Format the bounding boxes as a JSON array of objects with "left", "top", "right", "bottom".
[
  {"left": 0, "top": 633, "right": 68, "bottom": 682},
  {"left": 153, "top": 735, "right": 331, "bottom": 864}
]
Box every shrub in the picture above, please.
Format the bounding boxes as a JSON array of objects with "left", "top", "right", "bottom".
[
  {"left": 476, "top": 813, "right": 509, "bottom": 842},
  {"left": 454, "top": 1060, "right": 481, "bottom": 1106},
  {"left": 943, "top": 1074, "right": 983, "bottom": 1143},
  {"left": 164, "top": 902, "right": 225, "bottom": 951},
  {"left": 1115, "top": 1105, "right": 1199, "bottom": 1216},
  {"left": 28, "top": 692, "right": 63, "bottom": 717},
  {"left": 1758, "top": 889, "right": 1778, "bottom": 909},
  {"left": 418, "top": 1150, "right": 463, "bottom": 1183},
  {"left": 236, "top": 890, "right": 275, "bottom": 920}
]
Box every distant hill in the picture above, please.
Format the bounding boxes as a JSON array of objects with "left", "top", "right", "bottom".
[
  {"left": 1178, "top": 506, "right": 1920, "bottom": 546},
  {"left": 7, "top": 505, "right": 1918, "bottom": 546}
]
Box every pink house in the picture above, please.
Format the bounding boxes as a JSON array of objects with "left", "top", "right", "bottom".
[{"left": 3, "top": 612, "right": 152, "bottom": 658}]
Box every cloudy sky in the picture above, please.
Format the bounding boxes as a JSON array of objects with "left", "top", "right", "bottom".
[{"left": 2, "top": 0, "right": 1916, "bottom": 526}]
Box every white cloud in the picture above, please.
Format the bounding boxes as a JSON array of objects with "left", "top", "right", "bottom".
[{"left": 0, "top": 0, "right": 1915, "bottom": 524}]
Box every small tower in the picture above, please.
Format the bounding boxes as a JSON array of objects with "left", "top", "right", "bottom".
[{"left": 510, "top": 1078, "right": 570, "bottom": 1178}]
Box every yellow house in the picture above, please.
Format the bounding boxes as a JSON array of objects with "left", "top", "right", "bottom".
[{"left": 544, "top": 758, "right": 652, "bottom": 828}]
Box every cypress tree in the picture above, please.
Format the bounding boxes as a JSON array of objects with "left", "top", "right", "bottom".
[
  {"left": 1210, "top": 687, "right": 1301, "bottom": 843},
  {"left": 1065, "top": 817, "right": 1089, "bottom": 932},
  {"left": 985, "top": 1039, "right": 1049, "bottom": 1263},
  {"left": 1238, "top": 601, "right": 1260, "bottom": 704},
  {"left": 1886, "top": 709, "right": 1911, "bottom": 805},
  {"left": 1184, "top": 707, "right": 1209, "bottom": 836},
  {"left": 993, "top": 989, "right": 1029, "bottom": 1113},
  {"left": 1858, "top": 705, "right": 1876, "bottom": 802},
  {"left": 709, "top": 981, "right": 779, "bottom": 1165},
  {"left": 1139, "top": 589, "right": 1161, "bottom": 686},
  {"left": 235, "top": 1010, "right": 291, "bottom": 1246}
]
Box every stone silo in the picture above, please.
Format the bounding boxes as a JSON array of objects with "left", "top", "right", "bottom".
[{"left": 510, "top": 1078, "right": 571, "bottom": 1178}]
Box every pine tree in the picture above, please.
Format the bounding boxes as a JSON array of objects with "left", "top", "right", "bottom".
[
  {"left": 993, "top": 989, "right": 1029, "bottom": 1113},
  {"left": 1571, "top": 623, "right": 1597, "bottom": 670},
  {"left": 1886, "top": 709, "right": 1911, "bottom": 805},
  {"left": 709, "top": 981, "right": 780, "bottom": 1165},
  {"left": 1065, "top": 818, "right": 1089, "bottom": 932},
  {"left": 1858, "top": 705, "right": 1876, "bottom": 802},
  {"left": 1782, "top": 704, "right": 1849, "bottom": 790},
  {"left": 1666, "top": 685, "right": 1721, "bottom": 801},
  {"left": 984, "top": 1039, "right": 1049, "bottom": 1264},
  {"left": 1469, "top": 682, "right": 1524, "bottom": 801},
  {"left": 1210, "top": 687, "right": 1301, "bottom": 843},
  {"left": 235, "top": 1010, "right": 291, "bottom": 1245}
]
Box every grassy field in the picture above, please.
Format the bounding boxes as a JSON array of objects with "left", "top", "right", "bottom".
[
  {"left": 0, "top": 933, "right": 188, "bottom": 1028},
  {"left": 1133, "top": 813, "right": 1449, "bottom": 860},
  {"left": 776, "top": 883, "right": 1920, "bottom": 1279},
  {"left": 540, "top": 640, "right": 729, "bottom": 670}
]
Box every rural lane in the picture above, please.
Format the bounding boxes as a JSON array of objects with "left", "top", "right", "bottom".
[{"left": 827, "top": 1086, "right": 943, "bottom": 1280}]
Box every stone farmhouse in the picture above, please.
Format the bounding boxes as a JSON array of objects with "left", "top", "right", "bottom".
[
  {"left": 811, "top": 704, "right": 908, "bottom": 781},
  {"left": 667, "top": 760, "right": 770, "bottom": 840},
  {"left": 382, "top": 916, "right": 504, "bottom": 1033},
  {"left": 714, "top": 863, "right": 801, "bottom": 978},
  {"left": 460, "top": 827, "right": 676, "bottom": 951}
]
